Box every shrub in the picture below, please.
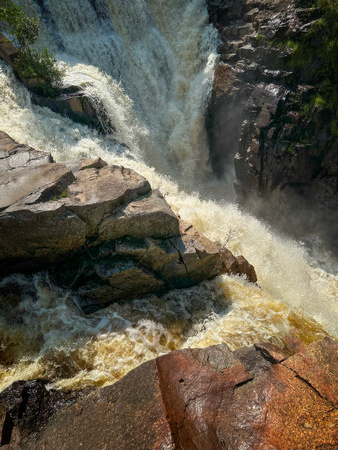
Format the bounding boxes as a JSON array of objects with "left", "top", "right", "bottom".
[
  {"left": 0, "top": 0, "right": 63, "bottom": 95},
  {"left": 285, "top": 0, "right": 338, "bottom": 135}
]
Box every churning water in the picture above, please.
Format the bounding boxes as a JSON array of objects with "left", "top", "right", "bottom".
[{"left": 0, "top": 0, "right": 337, "bottom": 391}]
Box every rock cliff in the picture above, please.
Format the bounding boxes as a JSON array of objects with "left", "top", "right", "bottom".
[
  {"left": 0, "top": 337, "right": 336, "bottom": 449},
  {"left": 0, "top": 131, "right": 256, "bottom": 313},
  {"left": 207, "top": 0, "right": 337, "bottom": 247}
]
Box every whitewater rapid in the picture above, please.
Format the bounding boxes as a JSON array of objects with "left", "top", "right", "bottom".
[
  {"left": 14, "top": 0, "right": 218, "bottom": 183},
  {"left": 0, "top": 0, "right": 337, "bottom": 391}
]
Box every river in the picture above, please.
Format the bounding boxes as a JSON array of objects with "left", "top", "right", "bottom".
[{"left": 0, "top": 0, "right": 336, "bottom": 391}]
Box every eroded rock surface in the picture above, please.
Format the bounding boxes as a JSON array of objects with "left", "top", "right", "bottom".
[
  {"left": 207, "top": 0, "right": 338, "bottom": 247},
  {"left": 0, "top": 337, "right": 336, "bottom": 450},
  {"left": 0, "top": 133, "right": 255, "bottom": 312}
]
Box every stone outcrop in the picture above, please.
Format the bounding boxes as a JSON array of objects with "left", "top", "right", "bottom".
[
  {"left": 0, "top": 380, "right": 87, "bottom": 448},
  {"left": 219, "top": 247, "right": 257, "bottom": 283},
  {"left": 0, "top": 132, "right": 255, "bottom": 313},
  {"left": 0, "top": 337, "right": 336, "bottom": 449},
  {"left": 207, "top": 0, "right": 338, "bottom": 247},
  {"left": 0, "top": 33, "right": 104, "bottom": 131}
]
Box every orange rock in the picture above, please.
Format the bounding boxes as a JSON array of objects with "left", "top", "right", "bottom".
[{"left": 1, "top": 338, "right": 337, "bottom": 449}]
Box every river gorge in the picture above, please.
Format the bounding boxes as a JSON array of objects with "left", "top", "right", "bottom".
[{"left": 0, "top": 1, "right": 337, "bottom": 448}]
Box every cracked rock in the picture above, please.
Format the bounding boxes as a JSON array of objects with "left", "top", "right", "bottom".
[
  {"left": 2, "top": 337, "right": 336, "bottom": 449},
  {"left": 1, "top": 134, "right": 249, "bottom": 312}
]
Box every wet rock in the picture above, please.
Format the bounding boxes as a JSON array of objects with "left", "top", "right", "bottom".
[
  {"left": 0, "top": 275, "right": 37, "bottom": 310},
  {"left": 0, "top": 134, "right": 235, "bottom": 312},
  {"left": 207, "top": 63, "right": 248, "bottom": 176},
  {"left": 0, "top": 34, "right": 104, "bottom": 131},
  {"left": 0, "top": 380, "right": 87, "bottom": 448},
  {"left": 219, "top": 247, "right": 257, "bottom": 283},
  {"left": 30, "top": 88, "right": 105, "bottom": 131},
  {"left": 50, "top": 220, "right": 223, "bottom": 313},
  {"left": 207, "top": 0, "right": 337, "bottom": 248},
  {"left": 3, "top": 337, "right": 336, "bottom": 449},
  {"left": 77, "top": 256, "right": 165, "bottom": 313}
]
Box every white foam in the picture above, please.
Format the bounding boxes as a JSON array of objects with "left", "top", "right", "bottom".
[{"left": 0, "top": 0, "right": 336, "bottom": 391}]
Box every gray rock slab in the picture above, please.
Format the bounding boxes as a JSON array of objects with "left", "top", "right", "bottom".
[
  {"left": 65, "top": 165, "right": 151, "bottom": 234},
  {"left": 0, "top": 163, "right": 75, "bottom": 210},
  {"left": 0, "top": 202, "right": 87, "bottom": 269},
  {"left": 0, "top": 131, "right": 53, "bottom": 168},
  {"left": 96, "top": 256, "right": 164, "bottom": 295},
  {"left": 168, "top": 221, "right": 221, "bottom": 285},
  {"left": 99, "top": 189, "right": 179, "bottom": 241},
  {"left": 63, "top": 157, "right": 108, "bottom": 178}
]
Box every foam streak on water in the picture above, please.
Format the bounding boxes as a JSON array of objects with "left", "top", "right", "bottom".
[{"left": 0, "top": 1, "right": 337, "bottom": 391}]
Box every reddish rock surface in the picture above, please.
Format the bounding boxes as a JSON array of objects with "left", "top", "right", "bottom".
[
  {"left": 219, "top": 247, "right": 258, "bottom": 283},
  {"left": 0, "top": 337, "right": 336, "bottom": 449}
]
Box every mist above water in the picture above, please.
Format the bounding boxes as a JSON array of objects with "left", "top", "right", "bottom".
[{"left": 0, "top": 0, "right": 336, "bottom": 391}]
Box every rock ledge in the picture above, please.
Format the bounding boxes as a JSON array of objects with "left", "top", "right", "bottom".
[
  {"left": 0, "top": 337, "right": 336, "bottom": 449},
  {"left": 0, "top": 132, "right": 256, "bottom": 312}
]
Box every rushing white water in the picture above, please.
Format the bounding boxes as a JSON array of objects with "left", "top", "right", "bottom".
[
  {"left": 0, "top": 0, "right": 337, "bottom": 391},
  {"left": 14, "top": 0, "right": 218, "bottom": 183}
]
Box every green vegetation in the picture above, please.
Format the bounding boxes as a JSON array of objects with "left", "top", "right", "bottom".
[
  {"left": 256, "top": 0, "right": 337, "bottom": 137},
  {"left": 284, "top": 0, "right": 338, "bottom": 136},
  {"left": 255, "top": 34, "right": 268, "bottom": 46},
  {"left": 53, "top": 189, "right": 68, "bottom": 201},
  {"left": 0, "top": 0, "right": 63, "bottom": 95},
  {"left": 286, "top": 143, "right": 296, "bottom": 154}
]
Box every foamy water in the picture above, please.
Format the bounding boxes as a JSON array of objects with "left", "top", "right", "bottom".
[{"left": 0, "top": 0, "right": 336, "bottom": 391}]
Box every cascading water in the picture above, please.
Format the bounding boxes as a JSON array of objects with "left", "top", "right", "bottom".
[
  {"left": 13, "top": 0, "right": 219, "bottom": 182},
  {"left": 0, "top": 0, "right": 337, "bottom": 392}
]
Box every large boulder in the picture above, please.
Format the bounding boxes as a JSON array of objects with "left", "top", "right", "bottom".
[
  {"left": 1, "top": 337, "right": 336, "bottom": 449},
  {"left": 30, "top": 88, "right": 105, "bottom": 131},
  {"left": 0, "top": 133, "right": 255, "bottom": 312},
  {"left": 49, "top": 219, "right": 223, "bottom": 313}
]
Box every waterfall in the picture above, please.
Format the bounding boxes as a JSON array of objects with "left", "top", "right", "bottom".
[
  {"left": 0, "top": 0, "right": 337, "bottom": 392},
  {"left": 13, "top": 0, "right": 219, "bottom": 183}
]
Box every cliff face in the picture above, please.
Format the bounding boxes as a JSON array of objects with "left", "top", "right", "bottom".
[{"left": 207, "top": 0, "right": 337, "bottom": 247}]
